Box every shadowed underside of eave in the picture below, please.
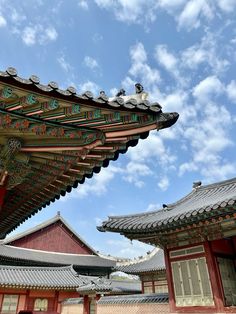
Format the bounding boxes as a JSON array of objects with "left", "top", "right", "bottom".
[{"left": 0, "top": 68, "right": 179, "bottom": 238}]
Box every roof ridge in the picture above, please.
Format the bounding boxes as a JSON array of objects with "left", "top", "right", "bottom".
[
  {"left": 0, "top": 264, "right": 73, "bottom": 271},
  {"left": 2, "top": 244, "right": 97, "bottom": 257},
  {"left": 117, "top": 248, "right": 160, "bottom": 267},
  {"left": 4, "top": 214, "right": 98, "bottom": 255},
  {"left": 106, "top": 177, "right": 236, "bottom": 221}
]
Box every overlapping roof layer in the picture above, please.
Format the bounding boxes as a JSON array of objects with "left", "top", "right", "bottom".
[
  {"left": 0, "top": 67, "right": 178, "bottom": 238},
  {"left": 116, "top": 248, "right": 165, "bottom": 274},
  {"left": 0, "top": 244, "right": 115, "bottom": 268},
  {"left": 0, "top": 264, "right": 84, "bottom": 290},
  {"left": 99, "top": 178, "right": 236, "bottom": 241}
]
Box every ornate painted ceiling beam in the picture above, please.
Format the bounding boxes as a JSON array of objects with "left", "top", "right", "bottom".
[{"left": 0, "top": 67, "right": 179, "bottom": 238}]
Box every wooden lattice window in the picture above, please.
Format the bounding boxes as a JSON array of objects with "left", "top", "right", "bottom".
[
  {"left": 143, "top": 281, "right": 153, "bottom": 293},
  {"left": 1, "top": 295, "right": 19, "bottom": 314},
  {"left": 218, "top": 257, "right": 236, "bottom": 306},
  {"left": 154, "top": 280, "right": 168, "bottom": 293},
  {"left": 171, "top": 257, "right": 214, "bottom": 307},
  {"left": 34, "top": 298, "right": 48, "bottom": 311}
]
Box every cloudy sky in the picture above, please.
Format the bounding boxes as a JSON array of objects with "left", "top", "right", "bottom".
[{"left": 1, "top": 0, "right": 235, "bottom": 258}]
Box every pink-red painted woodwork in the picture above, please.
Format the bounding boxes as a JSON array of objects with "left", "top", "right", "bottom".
[
  {"left": 204, "top": 241, "right": 225, "bottom": 312},
  {"left": 83, "top": 295, "right": 89, "bottom": 314},
  {"left": 8, "top": 221, "right": 94, "bottom": 255},
  {"left": 0, "top": 288, "right": 80, "bottom": 314},
  {"left": 211, "top": 238, "right": 235, "bottom": 255},
  {"left": 164, "top": 248, "right": 176, "bottom": 313},
  {"left": 0, "top": 186, "right": 7, "bottom": 208}
]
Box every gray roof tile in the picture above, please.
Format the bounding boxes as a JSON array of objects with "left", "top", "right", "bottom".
[
  {"left": 76, "top": 277, "right": 141, "bottom": 294},
  {"left": 97, "top": 293, "right": 169, "bottom": 304},
  {"left": 0, "top": 244, "right": 115, "bottom": 268},
  {"left": 99, "top": 177, "right": 236, "bottom": 234},
  {"left": 0, "top": 265, "right": 84, "bottom": 289},
  {"left": 116, "top": 249, "right": 165, "bottom": 274}
]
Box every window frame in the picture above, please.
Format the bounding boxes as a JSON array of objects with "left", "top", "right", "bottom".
[{"left": 1, "top": 294, "right": 19, "bottom": 314}]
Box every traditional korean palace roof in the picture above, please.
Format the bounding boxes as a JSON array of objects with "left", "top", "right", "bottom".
[
  {"left": 4, "top": 213, "right": 97, "bottom": 255},
  {"left": 76, "top": 277, "right": 141, "bottom": 295},
  {"left": 98, "top": 178, "right": 236, "bottom": 245},
  {"left": 76, "top": 277, "right": 113, "bottom": 294},
  {"left": 0, "top": 67, "right": 178, "bottom": 238},
  {"left": 97, "top": 293, "right": 169, "bottom": 305},
  {"left": 116, "top": 248, "right": 165, "bottom": 274},
  {"left": 0, "top": 264, "right": 85, "bottom": 290},
  {"left": 0, "top": 244, "right": 115, "bottom": 268}
]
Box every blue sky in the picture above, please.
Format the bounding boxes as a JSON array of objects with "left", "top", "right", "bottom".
[{"left": 1, "top": 0, "right": 236, "bottom": 259}]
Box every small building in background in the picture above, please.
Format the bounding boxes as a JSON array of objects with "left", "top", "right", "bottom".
[
  {"left": 116, "top": 248, "right": 168, "bottom": 294},
  {"left": 0, "top": 213, "right": 116, "bottom": 314}
]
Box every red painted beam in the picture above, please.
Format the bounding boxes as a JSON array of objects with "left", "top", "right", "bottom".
[{"left": 0, "top": 187, "right": 7, "bottom": 207}]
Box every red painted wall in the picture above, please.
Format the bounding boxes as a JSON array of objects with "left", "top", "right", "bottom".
[
  {"left": 0, "top": 289, "right": 80, "bottom": 314},
  {"left": 8, "top": 222, "right": 94, "bottom": 255},
  {"left": 210, "top": 238, "right": 235, "bottom": 255}
]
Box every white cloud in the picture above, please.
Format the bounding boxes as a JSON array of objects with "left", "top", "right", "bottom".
[
  {"left": 181, "top": 32, "right": 229, "bottom": 74},
  {"left": 76, "top": 165, "right": 120, "bottom": 198},
  {"left": 155, "top": 45, "right": 179, "bottom": 77},
  {"left": 22, "top": 26, "right": 37, "bottom": 45},
  {"left": 94, "top": 0, "right": 158, "bottom": 26},
  {"left": 193, "top": 76, "right": 224, "bottom": 104},
  {"left": 84, "top": 56, "right": 99, "bottom": 70},
  {"left": 106, "top": 238, "right": 153, "bottom": 258},
  {"left": 178, "top": 0, "right": 213, "bottom": 30},
  {"left": 123, "top": 42, "right": 161, "bottom": 93},
  {"left": 123, "top": 162, "right": 153, "bottom": 188},
  {"left": 216, "top": 0, "right": 236, "bottom": 12},
  {"left": 78, "top": 0, "right": 89, "bottom": 10},
  {"left": 94, "top": 0, "right": 235, "bottom": 31},
  {"left": 158, "top": 175, "right": 169, "bottom": 191},
  {"left": 226, "top": 80, "right": 236, "bottom": 103},
  {"left": 179, "top": 98, "right": 234, "bottom": 181},
  {"left": 145, "top": 203, "right": 161, "bottom": 212},
  {"left": 44, "top": 26, "right": 58, "bottom": 41},
  {"left": 0, "top": 15, "right": 7, "bottom": 27},
  {"left": 21, "top": 25, "right": 58, "bottom": 46},
  {"left": 79, "top": 80, "right": 100, "bottom": 95},
  {"left": 57, "top": 55, "right": 73, "bottom": 73}
]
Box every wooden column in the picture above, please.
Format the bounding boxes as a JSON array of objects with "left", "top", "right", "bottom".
[
  {"left": 83, "top": 295, "right": 89, "bottom": 314},
  {"left": 204, "top": 241, "right": 224, "bottom": 312},
  {"left": 54, "top": 291, "right": 59, "bottom": 312},
  {"left": 164, "top": 248, "right": 176, "bottom": 313},
  {"left": 0, "top": 186, "right": 7, "bottom": 208}
]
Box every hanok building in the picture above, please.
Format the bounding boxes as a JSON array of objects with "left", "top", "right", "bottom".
[
  {"left": 0, "top": 213, "right": 116, "bottom": 314},
  {"left": 99, "top": 178, "right": 236, "bottom": 313},
  {"left": 116, "top": 248, "right": 168, "bottom": 294},
  {"left": 0, "top": 67, "right": 178, "bottom": 240},
  {"left": 0, "top": 213, "right": 116, "bottom": 276},
  {"left": 0, "top": 66, "right": 178, "bottom": 314}
]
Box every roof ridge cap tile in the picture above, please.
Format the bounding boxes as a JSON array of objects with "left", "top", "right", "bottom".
[{"left": 0, "top": 67, "right": 169, "bottom": 114}]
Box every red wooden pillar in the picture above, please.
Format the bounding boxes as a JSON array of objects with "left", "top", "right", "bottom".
[
  {"left": 164, "top": 248, "right": 175, "bottom": 313},
  {"left": 204, "top": 241, "right": 225, "bottom": 312},
  {"left": 0, "top": 186, "right": 7, "bottom": 208},
  {"left": 83, "top": 295, "right": 89, "bottom": 314},
  {"left": 25, "top": 289, "right": 30, "bottom": 310},
  {"left": 54, "top": 291, "right": 59, "bottom": 312}
]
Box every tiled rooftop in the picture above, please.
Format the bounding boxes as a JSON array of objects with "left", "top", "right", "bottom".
[
  {"left": 97, "top": 293, "right": 169, "bottom": 304},
  {"left": 99, "top": 177, "right": 236, "bottom": 234},
  {"left": 0, "top": 264, "right": 84, "bottom": 289},
  {"left": 0, "top": 244, "right": 115, "bottom": 268},
  {"left": 116, "top": 249, "right": 165, "bottom": 274}
]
